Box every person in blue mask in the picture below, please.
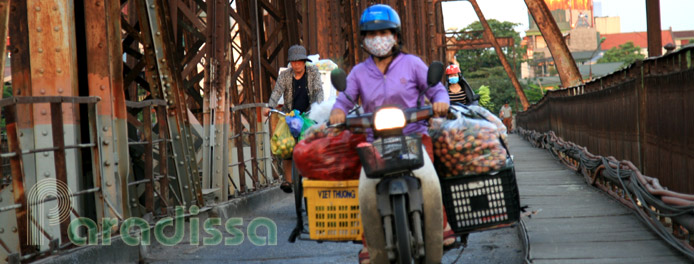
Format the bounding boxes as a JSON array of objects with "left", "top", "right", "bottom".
[{"left": 445, "top": 64, "right": 478, "bottom": 105}]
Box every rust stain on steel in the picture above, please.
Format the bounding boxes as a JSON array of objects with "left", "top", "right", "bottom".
[
  {"left": 315, "top": 0, "right": 329, "bottom": 58},
  {"left": 49, "top": 102, "right": 70, "bottom": 244},
  {"left": 143, "top": 107, "right": 154, "bottom": 212},
  {"left": 0, "top": 0, "right": 10, "bottom": 89},
  {"left": 27, "top": 0, "right": 78, "bottom": 124},
  {"left": 85, "top": 103, "right": 105, "bottom": 221},
  {"left": 84, "top": 0, "right": 127, "bottom": 221},
  {"left": 157, "top": 105, "right": 168, "bottom": 214},
  {"left": 469, "top": 0, "right": 529, "bottom": 110},
  {"left": 5, "top": 104, "right": 32, "bottom": 255},
  {"left": 201, "top": 0, "right": 213, "bottom": 196},
  {"left": 83, "top": 0, "right": 112, "bottom": 116},
  {"left": 9, "top": 0, "right": 34, "bottom": 130},
  {"left": 524, "top": 0, "right": 582, "bottom": 88},
  {"left": 108, "top": 0, "right": 127, "bottom": 121},
  {"left": 146, "top": 0, "right": 203, "bottom": 206},
  {"left": 207, "top": 0, "right": 231, "bottom": 201},
  {"left": 248, "top": 110, "right": 259, "bottom": 189},
  {"left": 445, "top": 35, "right": 515, "bottom": 50},
  {"left": 645, "top": 0, "right": 662, "bottom": 57}
]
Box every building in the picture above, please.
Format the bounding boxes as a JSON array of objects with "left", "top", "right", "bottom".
[
  {"left": 600, "top": 30, "right": 674, "bottom": 55},
  {"left": 673, "top": 30, "right": 694, "bottom": 48},
  {"left": 523, "top": 0, "right": 600, "bottom": 79},
  {"left": 594, "top": 16, "right": 620, "bottom": 34}
]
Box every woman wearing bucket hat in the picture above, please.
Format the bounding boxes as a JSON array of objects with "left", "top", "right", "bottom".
[{"left": 265, "top": 45, "right": 324, "bottom": 193}]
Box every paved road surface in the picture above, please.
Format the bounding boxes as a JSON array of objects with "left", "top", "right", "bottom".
[{"left": 147, "top": 189, "right": 524, "bottom": 263}]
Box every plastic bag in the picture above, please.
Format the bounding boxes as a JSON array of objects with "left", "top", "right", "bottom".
[
  {"left": 293, "top": 123, "right": 366, "bottom": 180},
  {"left": 300, "top": 122, "right": 341, "bottom": 143},
  {"left": 467, "top": 105, "right": 508, "bottom": 146},
  {"left": 298, "top": 112, "right": 316, "bottom": 140},
  {"left": 271, "top": 115, "right": 295, "bottom": 159},
  {"left": 308, "top": 59, "right": 338, "bottom": 71},
  {"left": 307, "top": 97, "right": 335, "bottom": 125},
  {"left": 430, "top": 105, "right": 508, "bottom": 177},
  {"left": 285, "top": 110, "right": 304, "bottom": 138}
]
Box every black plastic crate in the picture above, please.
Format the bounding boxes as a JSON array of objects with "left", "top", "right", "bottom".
[{"left": 440, "top": 163, "right": 520, "bottom": 234}]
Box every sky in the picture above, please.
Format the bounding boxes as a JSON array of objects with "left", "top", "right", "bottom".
[{"left": 442, "top": 0, "right": 694, "bottom": 36}]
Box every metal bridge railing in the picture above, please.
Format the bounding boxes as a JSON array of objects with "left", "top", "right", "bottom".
[
  {"left": 517, "top": 45, "right": 694, "bottom": 194},
  {"left": 516, "top": 45, "right": 694, "bottom": 260},
  {"left": 518, "top": 128, "right": 694, "bottom": 260},
  {"left": 0, "top": 96, "right": 103, "bottom": 263}
]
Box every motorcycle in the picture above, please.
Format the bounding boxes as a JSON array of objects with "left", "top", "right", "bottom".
[{"left": 328, "top": 62, "right": 447, "bottom": 263}]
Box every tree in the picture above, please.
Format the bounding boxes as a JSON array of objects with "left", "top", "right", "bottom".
[
  {"left": 477, "top": 85, "right": 493, "bottom": 110},
  {"left": 469, "top": 66, "right": 524, "bottom": 114},
  {"left": 454, "top": 19, "right": 526, "bottom": 74},
  {"left": 0, "top": 84, "right": 10, "bottom": 128},
  {"left": 597, "top": 41, "right": 645, "bottom": 66},
  {"left": 454, "top": 20, "right": 530, "bottom": 114}
]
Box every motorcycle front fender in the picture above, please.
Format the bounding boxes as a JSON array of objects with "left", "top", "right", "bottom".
[{"left": 358, "top": 148, "right": 443, "bottom": 264}]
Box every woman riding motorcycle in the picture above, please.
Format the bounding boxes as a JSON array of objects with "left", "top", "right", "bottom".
[{"left": 328, "top": 4, "right": 455, "bottom": 263}]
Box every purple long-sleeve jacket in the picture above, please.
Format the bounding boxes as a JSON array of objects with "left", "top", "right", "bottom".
[{"left": 332, "top": 53, "right": 450, "bottom": 137}]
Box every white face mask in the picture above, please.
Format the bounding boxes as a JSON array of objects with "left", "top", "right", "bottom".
[{"left": 363, "top": 35, "right": 396, "bottom": 57}]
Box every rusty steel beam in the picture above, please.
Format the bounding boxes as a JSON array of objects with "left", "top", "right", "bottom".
[
  {"left": 524, "top": 0, "right": 582, "bottom": 89},
  {"left": 201, "top": 0, "right": 213, "bottom": 198},
  {"left": 246, "top": 1, "right": 262, "bottom": 190},
  {"left": 4, "top": 104, "right": 29, "bottom": 256},
  {"left": 6, "top": 0, "right": 32, "bottom": 257},
  {"left": 429, "top": 0, "right": 444, "bottom": 62},
  {"left": 142, "top": 0, "right": 203, "bottom": 206},
  {"left": 49, "top": 102, "right": 69, "bottom": 244},
  {"left": 282, "top": 0, "right": 299, "bottom": 46},
  {"left": 0, "top": 0, "right": 9, "bottom": 87},
  {"left": 143, "top": 106, "right": 154, "bottom": 212},
  {"left": 233, "top": 0, "right": 250, "bottom": 193},
  {"left": 203, "top": 0, "right": 231, "bottom": 202},
  {"left": 445, "top": 36, "right": 515, "bottom": 50},
  {"left": 83, "top": 0, "right": 127, "bottom": 222},
  {"left": 156, "top": 104, "right": 169, "bottom": 215},
  {"left": 646, "top": 0, "right": 662, "bottom": 57},
  {"left": 232, "top": 0, "right": 285, "bottom": 192},
  {"left": 25, "top": 0, "right": 82, "bottom": 248},
  {"left": 469, "top": 0, "right": 529, "bottom": 110}
]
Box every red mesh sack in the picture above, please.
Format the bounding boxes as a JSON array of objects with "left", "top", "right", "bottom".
[{"left": 293, "top": 129, "right": 366, "bottom": 181}]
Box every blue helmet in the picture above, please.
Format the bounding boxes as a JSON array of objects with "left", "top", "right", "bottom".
[{"left": 359, "top": 4, "right": 401, "bottom": 33}]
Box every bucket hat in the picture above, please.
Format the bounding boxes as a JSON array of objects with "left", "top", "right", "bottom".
[{"left": 288, "top": 45, "right": 309, "bottom": 62}]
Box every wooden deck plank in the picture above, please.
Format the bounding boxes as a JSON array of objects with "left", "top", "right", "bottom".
[
  {"left": 530, "top": 240, "right": 682, "bottom": 259},
  {"left": 507, "top": 134, "right": 691, "bottom": 263},
  {"left": 531, "top": 256, "right": 688, "bottom": 264}
]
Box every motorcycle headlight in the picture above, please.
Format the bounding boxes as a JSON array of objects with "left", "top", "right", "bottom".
[{"left": 374, "top": 108, "right": 406, "bottom": 131}]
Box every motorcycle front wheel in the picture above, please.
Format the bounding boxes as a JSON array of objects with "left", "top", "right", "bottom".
[{"left": 392, "top": 194, "right": 413, "bottom": 264}]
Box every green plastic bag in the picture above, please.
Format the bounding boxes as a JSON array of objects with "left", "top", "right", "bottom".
[
  {"left": 298, "top": 113, "right": 316, "bottom": 141},
  {"left": 271, "top": 115, "right": 295, "bottom": 159}
]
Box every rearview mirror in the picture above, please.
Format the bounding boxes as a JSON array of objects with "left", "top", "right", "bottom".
[
  {"left": 418, "top": 61, "right": 445, "bottom": 108},
  {"left": 330, "top": 68, "right": 347, "bottom": 92},
  {"left": 427, "top": 61, "right": 444, "bottom": 87}
]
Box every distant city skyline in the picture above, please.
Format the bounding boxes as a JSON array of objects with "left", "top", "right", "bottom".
[{"left": 442, "top": 0, "right": 694, "bottom": 36}]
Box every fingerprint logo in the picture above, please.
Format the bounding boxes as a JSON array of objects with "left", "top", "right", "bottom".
[{"left": 26, "top": 178, "right": 74, "bottom": 246}]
